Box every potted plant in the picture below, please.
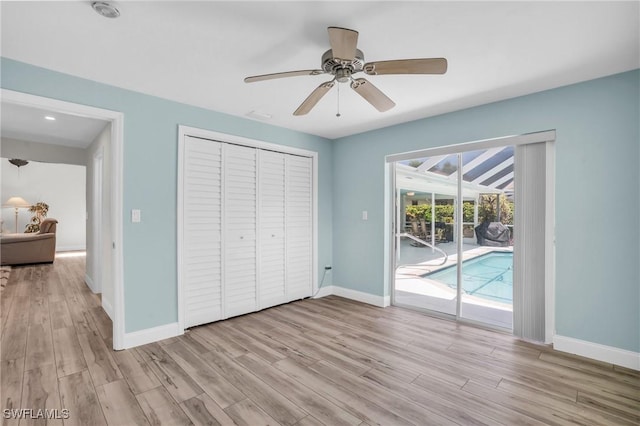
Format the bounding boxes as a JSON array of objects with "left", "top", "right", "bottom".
[{"left": 25, "top": 201, "right": 49, "bottom": 233}]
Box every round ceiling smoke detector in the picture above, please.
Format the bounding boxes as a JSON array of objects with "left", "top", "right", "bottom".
[{"left": 92, "top": 2, "right": 120, "bottom": 19}]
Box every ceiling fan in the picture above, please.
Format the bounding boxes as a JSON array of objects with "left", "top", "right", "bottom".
[{"left": 244, "top": 26, "right": 448, "bottom": 116}]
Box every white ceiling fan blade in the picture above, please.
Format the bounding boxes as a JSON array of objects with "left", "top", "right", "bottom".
[
  {"left": 350, "top": 78, "right": 395, "bottom": 112},
  {"left": 363, "top": 58, "right": 448, "bottom": 75},
  {"left": 293, "top": 80, "right": 335, "bottom": 116},
  {"left": 328, "top": 27, "right": 359, "bottom": 61},
  {"left": 244, "top": 69, "right": 324, "bottom": 83}
]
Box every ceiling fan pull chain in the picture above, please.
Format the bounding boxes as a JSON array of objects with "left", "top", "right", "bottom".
[{"left": 336, "top": 83, "right": 341, "bottom": 117}]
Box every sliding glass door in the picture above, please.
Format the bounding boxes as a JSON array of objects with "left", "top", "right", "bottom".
[{"left": 392, "top": 147, "right": 515, "bottom": 329}]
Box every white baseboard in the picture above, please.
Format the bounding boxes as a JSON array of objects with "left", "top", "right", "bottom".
[
  {"left": 57, "top": 245, "right": 86, "bottom": 252},
  {"left": 123, "top": 322, "right": 183, "bottom": 349},
  {"left": 102, "top": 297, "right": 114, "bottom": 321},
  {"left": 553, "top": 335, "right": 640, "bottom": 371},
  {"left": 84, "top": 274, "right": 99, "bottom": 293},
  {"left": 313, "top": 285, "right": 335, "bottom": 298},
  {"left": 329, "top": 285, "right": 390, "bottom": 308}
]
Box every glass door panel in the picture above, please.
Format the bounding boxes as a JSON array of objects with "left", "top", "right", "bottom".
[
  {"left": 393, "top": 147, "right": 514, "bottom": 330},
  {"left": 457, "top": 147, "right": 514, "bottom": 329},
  {"left": 394, "top": 156, "right": 458, "bottom": 316}
]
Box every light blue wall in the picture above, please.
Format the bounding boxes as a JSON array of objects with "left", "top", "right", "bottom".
[
  {"left": 333, "top": 70, "right": 640, "bottom": 353},
  {"left": 1, "top": 58, "right": 333, "bottom": 333},
  {"left": 3, "top": 57, "right": 638, "bottom": 353}
]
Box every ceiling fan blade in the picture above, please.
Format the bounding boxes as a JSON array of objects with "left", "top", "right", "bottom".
[
  {"left": 350, "top": 78, "right": 395, "bottom": 112},
  {"left": 328, "top": 26, "right": 359, "bottom": 61},
  {"left": 244, "top": 69, "right": 324, "bottom": 83},
  {"left": 293, "top": 80, "right": 335, "bottom": 116},
  {"left": 363, "top": 58, "right": 448, "bottom": 75}
]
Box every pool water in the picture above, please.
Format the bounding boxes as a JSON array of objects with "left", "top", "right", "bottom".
[{"left": 424, "top": 252, "right": 513, "bottom": 303}]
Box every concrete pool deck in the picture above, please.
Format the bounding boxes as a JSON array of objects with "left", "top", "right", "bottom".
[{"left": 395, "top": 239, "right": 513, "bottom": 329}]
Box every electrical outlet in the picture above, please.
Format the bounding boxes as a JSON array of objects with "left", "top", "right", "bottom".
[{"left": 131, "top": 209, "right": 141, "bottom": 223}]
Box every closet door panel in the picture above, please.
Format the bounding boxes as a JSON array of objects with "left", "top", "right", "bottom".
[
  {"left": 183, "top": 137, "right": 223, "bottom": 328},
  {"left": 223, "top": 144, "right": 257, "bottom": 318},
  {"left": 285, "top": 155, "right": 313, "bottom": 300},
  {"left": 258, "top": 151, "right": 287, "bottom": 308}
]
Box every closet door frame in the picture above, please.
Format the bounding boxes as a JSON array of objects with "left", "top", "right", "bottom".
[{"left": 177, "top": 125, "right": 318, "bottom": 333}]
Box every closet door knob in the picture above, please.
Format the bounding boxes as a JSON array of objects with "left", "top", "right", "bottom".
[{"left": 240, "top": 236, "right": 244, "bottom": 239}]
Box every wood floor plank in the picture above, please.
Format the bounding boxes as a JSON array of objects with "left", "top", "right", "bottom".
[
  {"left": 298, "top": 329, "right": 419, "bottom": 383},
  {"left": 191, "top": 326, "right": 249, "bottom": 358},
  {"left": 496, "top": 378, "right": 638, "bottom": 426},
  {"left": 236, "top": 353, "right": 362, "bottom": 426},
  {"left": 58, "top": 370, "right": 107, "bottom": 426},
  {"left": 0, "top": 319, "right": 28, "bottom": 362},
  {"left": 216, "top": 322, "right": 287, "bottom": 364},
  {"left": 111, "top": 349, "right": 161, "bottom": 395},
  {"left": 198, "top": 350, "right": 307, "bottom": 425},
  {"left": 180, "top": 393, "right": 238, "bottom": 426},
  {"left": 368, "top": 367, "right": 546, "bottom": 426},
  {"left": 143, "top": 343, "right": 204, "bottom": 403},
  {"left": 90, "top": 306, "right": 113, "bottom": 342},
  {"left": 96, "top": 379, "right": 151, "bottom": 426},
  {"left": 28, "top": 296, "right": 50, "bottom": 327},
  {"left": 163, "top": 341, "right": 245, "bottom": 408},
  {"left": 20, "top": 364, "right": 63, "bottom": 426},
  {"left": 224, "top": 399, "right": 280, "bottom": 426},
  {"left": 136, "top": 386, "right": 194, "bottom": 426},
  {"left": 53, "top": 327, "right": 87, "bottom": 378},
  {"left": 1, "top": 358, "right": 24, "bottom": 426},
  {"left": 77, "top": 330, "right": 123, "bottom": 387},
  {"left": 49, "top": 298, "right": 74, "bottom": 330},
  {"left": 274, "top": 358, "right": 413, "bottom": 426},
  {"left": 24, "top": 322, "right": 55, "bottom": 371},
  {"left": 295, "top": 415, "right": 325, "bottom": 426},
  {"left": 309, "top": 359, "right": 458, "bottom": 426},
  {"left": 261, "top": 327, "right": 369, "bottom": 376},
  {"left": 577, "top": 390, "right": 640, "bottom": 423},
  {"left": 2, "top": 258, "right": 638, "bottom": 426}
]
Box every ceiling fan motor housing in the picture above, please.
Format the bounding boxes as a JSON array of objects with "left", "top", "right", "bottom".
[{"left": 322, "top": 49, "right": 365, "bottom": 82}]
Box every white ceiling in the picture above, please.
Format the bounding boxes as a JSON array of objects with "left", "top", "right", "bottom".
[
  {"left": 2, "top": 1, "right": 638, "bottom": 140},
  {"left": 1, "top": 101, "right": 108, "bottom": 149}
]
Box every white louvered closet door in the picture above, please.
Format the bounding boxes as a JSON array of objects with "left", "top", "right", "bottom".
[
  {"left": 285, "top": 155, "right": 313, "bottom": 300},
  {"left": 183, "top": 137, "right": 223, "bottom": 328},
  {"left": 258, "top": 150, "right": 287, "bottom": 309},
  {"left": 223, "top": 144, "right": 258, "bottom": 318}
]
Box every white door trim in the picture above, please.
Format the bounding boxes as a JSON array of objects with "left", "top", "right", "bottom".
[
  {"left": 92, "top": 148, "right": 104, "bottom": 294},
  {"left": 1, "top": 89, "right": 126, "bottom": 350},
  {"left": 177, "top": 125, "right": 319, "bottom": 333}
]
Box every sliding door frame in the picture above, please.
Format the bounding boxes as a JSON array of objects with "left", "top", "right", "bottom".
[{"left": 386, "top": 130, "right": 556, "bottom": 342}]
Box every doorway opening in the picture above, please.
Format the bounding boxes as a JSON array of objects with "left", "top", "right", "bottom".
[{"left": 1, "top": 89, "right": 125, "bottom": 349}]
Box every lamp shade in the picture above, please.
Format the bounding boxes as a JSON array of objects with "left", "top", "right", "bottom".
[{"left": 4, "top": 196, "right": 31, "bottom": 208}]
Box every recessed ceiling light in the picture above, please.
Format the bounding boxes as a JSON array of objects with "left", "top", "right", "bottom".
[
  {"left": 92, "top": 2, "right": 120, "bottom": 19},
  {"left": 44, "top": 116, "right": 56, "bottom": 121}
]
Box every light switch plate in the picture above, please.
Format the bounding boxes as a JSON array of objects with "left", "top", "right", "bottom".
[
  {"left": 131, "top": 209, "right": 141, "bottom": 223},
  {"left": 362, "top": 210, "right": 368, "bottom": 220}
]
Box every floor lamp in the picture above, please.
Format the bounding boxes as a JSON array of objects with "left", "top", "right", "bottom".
[{"left": 4, "top": 196, "right": 31, "bottom": 233}]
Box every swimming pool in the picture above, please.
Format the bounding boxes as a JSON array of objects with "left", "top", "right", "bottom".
[{"left": 424, "top": 252, "right": 513, "bottom": 303}]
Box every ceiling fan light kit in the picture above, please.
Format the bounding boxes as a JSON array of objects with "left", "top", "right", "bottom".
[{"left": 245, "top": 26, "right": 448, "bottom": 116}]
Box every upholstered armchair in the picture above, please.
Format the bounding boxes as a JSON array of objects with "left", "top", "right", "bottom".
[{"left": 1, "top": 218, "right": 58, "bottom": 265}]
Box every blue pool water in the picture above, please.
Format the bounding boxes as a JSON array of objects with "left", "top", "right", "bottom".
[{"left": 424, "top": 252, "right": 513, "bottom": 303}]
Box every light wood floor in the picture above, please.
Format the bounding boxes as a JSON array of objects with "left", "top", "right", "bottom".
[{"left": 1, "top": 257, "right": 638, "bottom": 426}]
